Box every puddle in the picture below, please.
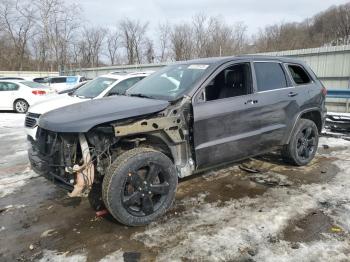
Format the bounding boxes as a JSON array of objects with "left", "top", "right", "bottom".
[{"left": 282, "top": 211, "right": 333, "bottom": 243}]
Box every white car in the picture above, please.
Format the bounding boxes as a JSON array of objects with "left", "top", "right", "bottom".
[
  {"left": 40, "top": 75, "right": 86, "bottom": 93},
  {"left": 25, "top": 72, "right": 151, "bottom": 140},
  {"left": 0, "top": 76, "right": 35, "bottom": 81},
  {"left": 0, "top": 80, "right": 54, "bottom": 113}
]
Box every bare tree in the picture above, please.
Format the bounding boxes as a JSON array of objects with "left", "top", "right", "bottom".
[
  {"left": 206, "top": 17, "right": 247, "bottom": 56},
  {"left": 144, "top": 38, "right": 155, "bottom": 63},
  {"left": 34, "top": 0, "right": 82, "bottom": 71},
  {"left": 0, "top": 0, "right": 36, "bottom": 70},
  {"left": 170, "top": 23, "right": 194, "bottom": 61},
  {"left": 119, "top": 18, "right": 149, "bottom": 64},
  {"left": 1, "top": 1, "right": 350, "bottom": 70},
  {"left": 192, "top": 13, "right": 209, "bottom": 58},
  {"left": 105, "top": 28, "right": 120, "bottom": 65},
  {"left": 169, "top": 15, "right": 247, "bottom": 60},
  {"left": 79, "top": 26, "right": 106, "bottom": 67},
  {"left": 158, "top": 22, "right": 171, "bottom": 62}
]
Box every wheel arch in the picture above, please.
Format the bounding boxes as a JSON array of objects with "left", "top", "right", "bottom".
[
  {"left": 13, "top": 98, "right": 29, "bottom": 111},
  {"left": 286, "top": 108, "right": 323, "bottom": 144},
  {"left": 120, "top": 133, "right": 175, "bottom": 162},
  {"left": 300, "top": 110, "right": 322, "bottom": 134}
]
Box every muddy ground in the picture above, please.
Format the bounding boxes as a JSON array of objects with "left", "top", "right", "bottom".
[{"left": 1, "top": 113, "right": 350, "bottom": 262}]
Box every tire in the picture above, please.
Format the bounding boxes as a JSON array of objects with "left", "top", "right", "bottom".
[
  {"left": 102, "top": 147, "right": 177, "bottom": 226},
  {"left": 282, "top": 119, "right": 319, "bottom": 166},
  {"left": 14, "top": 99, "right": 29, "bottom": 113}
]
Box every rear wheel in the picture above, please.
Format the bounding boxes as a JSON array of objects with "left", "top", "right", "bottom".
[
  {"left": 102, "top": 147, "right": 177, "bottom": 226},
  {"left": 282, "top": 119, "right": 319, "bottom": 166},
  {"left": 14, "top": 99, "right": 29, "bottom": 113}
]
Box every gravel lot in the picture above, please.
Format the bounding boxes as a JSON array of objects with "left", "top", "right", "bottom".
[{"left": 1, "top": 113, "right": 350, "bottom": 262}]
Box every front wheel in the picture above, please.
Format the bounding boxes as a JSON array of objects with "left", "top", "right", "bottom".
[
  {"left": 282, "top": 119, "right": 319, "bottom": 166},
  {"left": 14, "top": 99, "right": 29, "bottom": 113},
  {"left": 102, "top": 147, "right": 177, "bottom": 226}
]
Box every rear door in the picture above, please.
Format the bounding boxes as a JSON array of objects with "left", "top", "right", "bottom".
[
  {"left": 192, "top": 61, "right": 265, "bottom": 168},
  {"left": 252, "top": 61, "right": 301, "bottom": 147}
]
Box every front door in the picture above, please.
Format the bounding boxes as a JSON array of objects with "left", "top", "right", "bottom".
[{"left": 192, "top": 62, "right": 264, "bottom": 169}]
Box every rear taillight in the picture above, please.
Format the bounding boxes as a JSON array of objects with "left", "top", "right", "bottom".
[
  {"left": 32, "top": 90, "right": 46, "bottom": 95},
  {"left": 321, "top": 86, "right": 327, "bottom": 96}
]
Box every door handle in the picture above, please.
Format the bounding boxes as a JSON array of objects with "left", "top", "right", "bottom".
[
  {"left": 245, "top": 99, "right": 258, "bottom": 105},
  {"left": 288, "top": 92, "right": 298, "bottom": 97}
]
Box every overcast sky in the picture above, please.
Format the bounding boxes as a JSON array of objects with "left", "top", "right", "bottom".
[{"left": 78, "top": 0, "right": 349, "bottom": 36}]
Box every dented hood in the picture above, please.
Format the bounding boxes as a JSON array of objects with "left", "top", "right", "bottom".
[{"left": 39, "top": 96, "right": 169, "bottom": 133}]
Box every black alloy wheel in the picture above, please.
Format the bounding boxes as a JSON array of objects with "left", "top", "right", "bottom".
[
  {"left": 122, "top": 162, "right": 170, "bottom": 217},
  {"left": 102, "top": 147, "right": 177, "bottom": 226}
]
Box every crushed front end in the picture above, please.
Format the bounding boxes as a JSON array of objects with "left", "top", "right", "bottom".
[{"left": 28, "top": 126, "right": 117, "bottom": 196}]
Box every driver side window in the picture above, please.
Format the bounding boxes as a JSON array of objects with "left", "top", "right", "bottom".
[{"left": 203, "top": 63, "right": 252, "bottom": 102}]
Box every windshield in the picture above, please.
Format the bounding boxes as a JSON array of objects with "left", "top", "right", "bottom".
[
  {"left": 73, "top": 77, "right": 117, "bottom": 98},
  {"left": 126, "top": 64, "right": 212, "bottom": 100},
  {"left": 21, "top": 81, "right": 49, "bottom": 89}
]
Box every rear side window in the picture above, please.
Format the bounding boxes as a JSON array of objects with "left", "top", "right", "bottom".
[
  {"left": 0, "top": 82, "right": 19, "bottom": 91},
  {"left": 288, "top": 65, "right": 311, "bottom": 85},
  {"left": 254, "top": 62, "right": 287, "bottom": 92},
  {"left": 51, "top": 77, "right": 67, "bottom": 83},
  {"left": 21, "top": 81, "right": 48, "bottom": 89}
]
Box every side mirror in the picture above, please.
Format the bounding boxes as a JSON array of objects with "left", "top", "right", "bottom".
[{"left": 197, "top": 90, "right": 206, "bottom": 103}]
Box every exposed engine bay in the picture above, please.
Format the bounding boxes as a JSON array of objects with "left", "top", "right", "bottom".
[{"left": 29, "top": 97, "right": 195, "bottom": 197}]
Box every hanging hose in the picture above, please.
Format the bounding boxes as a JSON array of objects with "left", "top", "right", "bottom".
[{"left": 68, "top": 134, "right": 95, "bottom": 197}]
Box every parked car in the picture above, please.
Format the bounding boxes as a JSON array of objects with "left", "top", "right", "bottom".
[
  {"left": 57, "top": 81, "right": 89, "bottom": 94},
  {"left": 0, "top": 80, "right": 54, "bottom": 113},
  {"left": 0, "top": 76, "right": 35, "bottom": 81},
  {"left": 28, "top": 56, "right": 327, "bottom": 226},
  {"left": 39, "top": 75, "right": 86, "bottom": 92},
  {"left": 25, "top": 72, "right": 151, "bottom": 140}
]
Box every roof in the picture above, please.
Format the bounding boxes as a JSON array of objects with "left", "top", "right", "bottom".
[{"left": 176, "top": 55, "right": 304, "bottom": 67}]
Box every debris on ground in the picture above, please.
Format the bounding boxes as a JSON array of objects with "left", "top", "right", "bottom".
[
  {"left": 239, "top": 164, "right": 261, "bottom": 173},
  {"left": 325, "top": 113, "right": 350, "bottom": 133},
  {"left": 248, "top": 172, "right": 293, "bottom": 187},
  {"left": 238, "top": 163, "right": 293, "bottom": 187},
  {"left": 41, "top": 229, "right": 57, "bottom": 238},
  {"left": 331, "top": 226, "right": 343, "bottom": 233},
  {"left": 96, "top": 209, "right": 109, "bottom": 217}
]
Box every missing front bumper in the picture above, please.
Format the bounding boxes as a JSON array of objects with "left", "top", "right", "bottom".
[{"left": 28, "top": 148, "right": 74, "bottom": 192}]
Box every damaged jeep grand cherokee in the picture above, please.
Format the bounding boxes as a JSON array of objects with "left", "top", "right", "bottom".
[{"left": 28, "top": 56, "right": 327, "bottom": 226}]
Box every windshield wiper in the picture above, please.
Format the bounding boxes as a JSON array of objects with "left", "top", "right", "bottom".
[{"left": 128, "top": 93, "right": 154, "bottom": 99}]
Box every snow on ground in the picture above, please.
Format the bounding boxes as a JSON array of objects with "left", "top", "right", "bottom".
[
  {"left": 38, "top": 249, "right": 124, "bottom": 262},
  {"left": 0, "top": 113, "right": 26, "bottom": 127},
  {"left": 0, "top": 167, "right": 38, "bottom": 198},
  {"left": 0, "top": 113, "right": 38, "bottom": 198},
  {"left": 1, "top": 113, "right": 350, "bottom": 261},
  {"left": 39, "top": 250, "right": 87, "bottom": 262},
  {"left": 133, "top": 137, "right": 350, "bottom": 261},
  {"left": 99, "top": 249, "right": 124, "bottom": 262}
]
